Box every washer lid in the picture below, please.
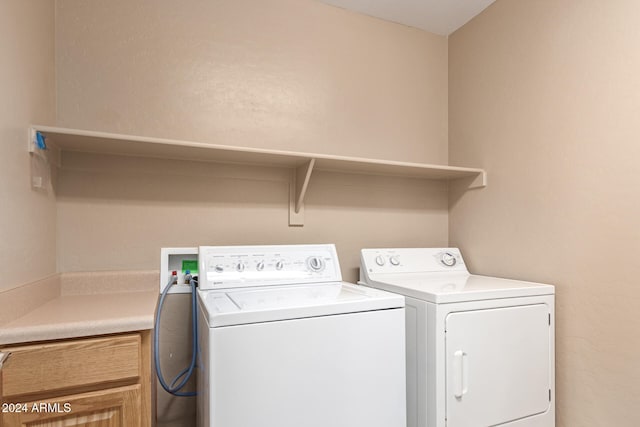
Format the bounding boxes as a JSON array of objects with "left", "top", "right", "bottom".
[
  {"left": 197, "top": 282, "right": 404, "bottom": 327},
  {"left": 361, "top": 273, "right": 554, "bottom": 303}
]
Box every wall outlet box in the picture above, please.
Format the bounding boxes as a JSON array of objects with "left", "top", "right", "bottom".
[{"left": 160, "top": 247, "right": 199, "bottom": 294}]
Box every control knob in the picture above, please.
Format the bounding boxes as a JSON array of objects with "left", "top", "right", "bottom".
[
  {"left": 276, "top": 260, "right": 284, "bottom": 270},
  {"left": 441, "top": 252, "right": 457, "bottom": 267},
  {"left": 256, "top": 261, "right": 265, "bottom": 271},
  {"left": 389, "top": 255, "right": 400, "bottom": 266},
  {"left": 236, "top": 262, "right": 245, "bottom": 272},
  {"left": 214, "top": 264, "right": 224, "bottom": 273},
  {"left": 375, "top": 255, "right": 385, "bottom": 266},
  {"left": 307, "top": 256, "right": 325, "bottom": 272}
]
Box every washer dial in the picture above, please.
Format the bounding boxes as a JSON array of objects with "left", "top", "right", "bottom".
[{"left": 307, "top": 256, "right": 325, "bottom": 272}]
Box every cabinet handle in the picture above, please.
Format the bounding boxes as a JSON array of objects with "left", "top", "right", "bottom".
[{"left": 453, "top": 350, "right": 468, "bottom": 399}]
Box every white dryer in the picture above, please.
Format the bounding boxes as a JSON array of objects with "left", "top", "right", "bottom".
[
  {"left": 197, "top": 244, "right": 406, "bottom": 427},
  {"left": 359, "top": 248, "right": 555, "bottom": 427}
]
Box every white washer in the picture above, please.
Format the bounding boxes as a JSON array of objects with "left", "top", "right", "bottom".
[
  {"left": 359, "top": 248, "right": 555, "bottom": 427},
  {"left": 197, "top": 244, "right": 406, "bottom": 427}
]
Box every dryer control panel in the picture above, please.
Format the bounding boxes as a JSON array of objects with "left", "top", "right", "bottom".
[
  {"left": 199, "top": 244, "right": 342, "bottom": 290},
  {"left": 360, "top": 248, "right": 468, "bottom": 276}
]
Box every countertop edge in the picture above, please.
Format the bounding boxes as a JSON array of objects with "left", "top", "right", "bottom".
[{"left": 0, "top": 315, "right": 155, "bottom": 346}]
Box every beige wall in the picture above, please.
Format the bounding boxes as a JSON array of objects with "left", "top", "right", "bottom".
[
  {"left": 55, "top": 1, "right": 449, "bottom": 425},
  {"left": 0, "top": 0, "right": 56, "bottom": 293},
  {"left": 449, "top": 0, "right": 640, "bottom": 425},
  {"left": 54, "top": 0, "right": 450, "bottom": 280},
  {"left": 56, "top": 0, "right": 448, "bottom": 163},
  {"left": 56, "top": 152, "right": 448, "bottom": 281}
]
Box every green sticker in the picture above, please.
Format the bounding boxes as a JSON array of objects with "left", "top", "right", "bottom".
[{"left": 182, "top": 259, "right": 198, "bottom": 273}]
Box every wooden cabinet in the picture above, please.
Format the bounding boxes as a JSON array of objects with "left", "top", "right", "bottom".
[
  {"left": 3, "top": 385, "right": 140, "bottom": 427},
  {"left": 0, "top": 332, "right": 152, "bottom": 427}
]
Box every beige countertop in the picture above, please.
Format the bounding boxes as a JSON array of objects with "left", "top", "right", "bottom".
[
  {"left": 0, "top": 291, "right": 157, "bottom": 345},
  {"left": 0, "top": 271, "right": 159, "bottom": 346}
]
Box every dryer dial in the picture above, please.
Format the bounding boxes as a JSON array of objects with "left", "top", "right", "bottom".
[{"left": 441, "top": 252, "right": 457, "bottom": 267}]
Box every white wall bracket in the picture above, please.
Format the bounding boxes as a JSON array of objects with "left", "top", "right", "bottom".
[
  {"left": 289, "top": 159, "right": 315, "bottom": 226},
  {"left": 469, "top": 170, "right": 487, "bottom": 189},
  {"left": 27, "top": 127, "right": 61, "bottom": 190},
  {"left": 28, "top": 127, "right": 61, "bottom": 166}
]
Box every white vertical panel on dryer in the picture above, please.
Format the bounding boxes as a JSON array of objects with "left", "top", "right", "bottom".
[{"left": 445, "top": 304, "right": 551, "bottom": 426}]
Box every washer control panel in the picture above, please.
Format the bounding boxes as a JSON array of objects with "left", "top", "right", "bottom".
[
  {"left": 360, "top": 248, "right": 468, "bottom": 276},
  {"left": 200, "top": 244, "right": 342, "bottom": 290}
]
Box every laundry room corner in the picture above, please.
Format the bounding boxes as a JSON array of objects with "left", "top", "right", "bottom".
[
  {"left": 448, "top": 0, "right": 640, "bottom": 425},
  {"left": 0, "top": 0, "right": 56, "bottom": 295}
]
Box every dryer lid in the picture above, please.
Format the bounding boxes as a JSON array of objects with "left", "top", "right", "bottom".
[{"left": 361, "top": 273, "right": 554, "bottom": 303}]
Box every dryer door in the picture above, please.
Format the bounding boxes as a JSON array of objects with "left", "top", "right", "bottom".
[{"left": 445, "top": 304, "right": 551, "bottom": 426}]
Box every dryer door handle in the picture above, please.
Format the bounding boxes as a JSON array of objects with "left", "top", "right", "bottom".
[{"left": 452, "top": 350, "right": 468, "bottom": 399}]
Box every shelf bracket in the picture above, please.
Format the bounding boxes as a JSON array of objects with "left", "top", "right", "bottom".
[
  {"left": 27, "top": 127, "right": 60, "bottom": 191},
  {"left": 289, "top": 159, "right": 315, "bottom": 226},
  {"left": 28, "top": 127, "right": 61, "bottom": 167},
  {"left": 468, "top": 170, "right": 487, "bottom": 189}
]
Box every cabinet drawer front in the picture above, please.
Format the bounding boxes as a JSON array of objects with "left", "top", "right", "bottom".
[{"left": 1, "top": 334, "right": 141, "bottom": 398}]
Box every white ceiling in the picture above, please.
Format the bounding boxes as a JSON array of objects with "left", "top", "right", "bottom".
[{"left": 317, "top": 0, "right": 497, "bottom": 36}]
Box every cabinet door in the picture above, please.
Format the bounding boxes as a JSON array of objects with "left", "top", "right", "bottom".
[
  {"left": 2, "top": 385, "right": 140, "bottom": 427},
  {"left": 445, "top": 304, "right": 551, "bottom": 426}
]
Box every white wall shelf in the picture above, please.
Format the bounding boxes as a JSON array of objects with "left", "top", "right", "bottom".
[{"left": 30, "top": 125, "right": 486, "bottom": 226}]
